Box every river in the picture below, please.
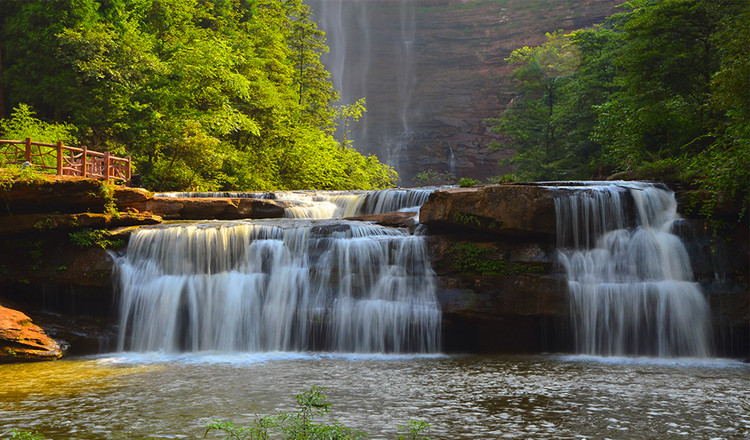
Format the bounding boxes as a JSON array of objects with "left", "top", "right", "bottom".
[{"left": 1, "top": 354, "right": 748, "bottom": 439}]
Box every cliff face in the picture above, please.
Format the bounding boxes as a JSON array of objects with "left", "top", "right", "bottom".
[{"left": 308, "top": 0, "right": 622, "bottom": 183}]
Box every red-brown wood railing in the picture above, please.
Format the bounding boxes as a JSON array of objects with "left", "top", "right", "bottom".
[{"left": 0, "top": 138, "right": 131, "bottom": 183}]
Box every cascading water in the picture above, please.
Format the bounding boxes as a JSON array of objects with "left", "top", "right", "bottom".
[
  {"left": 115, "top": 220, "right": 441, "bottom": 354},
  {"left": 552, "top": 182, "right": 712, "bottom": 357},
  {"left": 155, "top": 188, "right": 434, "bottom": 219}
]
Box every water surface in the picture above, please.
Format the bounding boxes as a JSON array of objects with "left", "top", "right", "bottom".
[{"left": 1, "top": 354, "right": 748, "bottom": 439}]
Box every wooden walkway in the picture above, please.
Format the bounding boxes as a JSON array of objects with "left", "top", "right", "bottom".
[{"left": 0, "top": 138, "right": 131, "bottom": 183}]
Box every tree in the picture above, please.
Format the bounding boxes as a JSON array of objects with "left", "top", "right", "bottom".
[
  {"left": 0, "top": 0, "right": 396, "bottom": 191},
  {"left": 488, "top": 31, "right": 585, "bottom": 180}
]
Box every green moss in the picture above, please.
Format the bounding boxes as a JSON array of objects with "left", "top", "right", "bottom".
[
  {"left": 450, "top": 242, "right": 545, "bottom": 275},
  {"left": 69, "top": 228, "right": 124, "bottom": 249},
  {"left": 452, "top": 212, "right": 482, "bottom": 227},
  {"left": 451, "top": 242, "right": 506, "bottom": 274}
]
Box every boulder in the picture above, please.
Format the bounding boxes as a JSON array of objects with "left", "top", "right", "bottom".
[
  {"left": 420, "top": 184, "right": 557, "bottom": 237},
  {"left": 235, "top": 198, "right": 287, "bottom": 219},
  {"left": 346, "top": 211, "right": 418, "bottom": 228},
  {"left": 0, "top": 304, "right": 63, "bottom": 362},
  {"left": 0, "top": 175, "right": 108, "bottom": 214},
  {"left": 124, "top": 197, "right": 286, "bottom": 220},
  {"left": 113, "top": 186, "right": 152, "bottom": 206}
]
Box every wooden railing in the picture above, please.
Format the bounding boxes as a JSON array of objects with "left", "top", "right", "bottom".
[{"left": 0, "top": 138, "right": 131, "bottom": 183}]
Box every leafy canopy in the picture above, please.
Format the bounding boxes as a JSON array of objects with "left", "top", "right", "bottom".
[
  {"left": 0, "top": 0, "right": 396, "bottom": 191},
  {"left": 489, "top": 0, "right": 749, "bottom": 216}
]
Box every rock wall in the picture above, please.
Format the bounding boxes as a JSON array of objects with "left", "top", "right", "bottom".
[{"left": 308, "top": 0, "right": 622, "bottom": 183}]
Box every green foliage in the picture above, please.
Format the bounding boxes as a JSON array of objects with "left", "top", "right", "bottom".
[
  {"left": 457, "top": 178, "right": 479, "bottom": 187},
  {"left": 4, "top": 431, "right": 46, "bottom": 440},
  {"left": 487, "top": 174, "right": 520, "bottom": 184},
  {"left": 333, "top": 98, "right": 367, "bottom": 148},
  {"left": 205, "top": 386, "right": 368, "bottom": 440},
  {"left": 0, "top": 0, "right": 395, "bottom": 191},
  {"left": 452, "top": 212, "right": 482, "bottom": 227},
  {"left": 396, "top": 420, "right": 431, "bottom": 440},
  {"left": 68, "top": 228, "right": 124, "bottom": 249},
  {"left": 489, "top": 0, "right": 749, "bottom": 217},
  {"left": 413, "top": 169, "right": 454, "bottom": 186},
  {"left": 0, "top": 104, "right": 77, "bottom": 144},
  {"left": 0, "top": 165, "right": 53, "bottom": 190}
]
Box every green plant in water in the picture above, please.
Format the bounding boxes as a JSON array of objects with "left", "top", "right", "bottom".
[
  {"left": 206, "top": 386, "right": 368, "bottom": 440},
  {"left": 396, "top": 420, "right": 431, "bottom": 440}
]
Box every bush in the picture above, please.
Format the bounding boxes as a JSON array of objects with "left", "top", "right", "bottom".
[{"left": 457, "top": 177, "right": 479, "bottom": 187}]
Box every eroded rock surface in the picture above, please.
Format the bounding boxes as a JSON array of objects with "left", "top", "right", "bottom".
[
  {"left": 420, "top": 185, "right": 557, "bottom": 237},
  {"left": 0, "top": 304, "right": 63, "bottom": 362}
]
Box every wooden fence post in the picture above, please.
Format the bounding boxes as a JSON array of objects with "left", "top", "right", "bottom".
[
  {"left": 104, "top": 151, "right": 111, "bottom": 182},
  {"left": 81, "top": 145, "right": 88, "bottom": 177},
  {"left": 24, "top": 138, "right": 31, "bottom": 163},
  {"left": 56, "top": 141, "right": 63, "bottom": 175},
  {"left": 126, "top": 155, "right": 132, "bottom": 183}
]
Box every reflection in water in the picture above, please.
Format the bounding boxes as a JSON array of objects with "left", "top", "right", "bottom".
[{"left": 1, "top": 355, "right": 748, "bottom": 439}]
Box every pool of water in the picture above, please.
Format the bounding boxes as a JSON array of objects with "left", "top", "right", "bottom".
[{"left": 1, "top": 354, "right": 748, "bottom": 439}]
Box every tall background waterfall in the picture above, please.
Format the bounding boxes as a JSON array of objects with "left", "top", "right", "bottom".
[
  {"left": 115, "top": 190, "right": 440, "bottom": 354},
  {"left": 307, "top": 0, "right": 417, "bottom": 171},
  {"left": 553, "top": 182, "right": 712, "bottom": 357}
]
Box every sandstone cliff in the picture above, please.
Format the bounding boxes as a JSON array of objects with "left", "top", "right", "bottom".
[{"left": 309, "top": 0, "right": 622, "bottom": 183}]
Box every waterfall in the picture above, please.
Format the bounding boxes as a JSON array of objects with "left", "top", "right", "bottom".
[
  {"left": 307, "top": 0, "right": 417, "bottom": 171},
  {"left": 552, "top": 182, "right": 712, "bottom": 357},
  {"left": 155, "top": 188, "right": 434, "bottom": 219},
  {"left": 115, "top": 220, "right": 441, "bottom": 354}
]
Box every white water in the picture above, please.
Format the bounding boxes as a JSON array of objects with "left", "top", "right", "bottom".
[
  {"left": 551, "top": 182, "right": 712, "bottom": 357},
  {"left": 155, "top": 188, "right": 434, "bottom": 219},
  {"left": 115, "top": 220, "right": 441, "bottom": 354}
]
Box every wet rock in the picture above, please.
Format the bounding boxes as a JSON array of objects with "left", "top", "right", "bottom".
[
  {"left": 124, "top": 197, "right": 286, "bottom": 220},
  {"left": 346, "top": 211, "right": 418, "bottom": 228},
  {"left": 420, "top": 185, "right": 557, "bottom": 237},
  {"left": 0, "top": 304, "right": 63, "bottom": 362}
]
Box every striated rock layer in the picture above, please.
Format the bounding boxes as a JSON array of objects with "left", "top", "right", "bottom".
[{"left": 0, "top": 304, "right": 63, "bottom": 362}]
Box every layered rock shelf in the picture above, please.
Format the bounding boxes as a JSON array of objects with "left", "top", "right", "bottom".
[{"left": 0, "top": 304, "right": 63, "bottom": 362}]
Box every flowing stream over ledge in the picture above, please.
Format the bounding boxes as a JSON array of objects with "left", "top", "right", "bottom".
[
  {"left": 117, "top": 188, "right": 439, "bottom": 354},
  {"left": 549, "top": 182, "right": 712, "bottom": 357}
]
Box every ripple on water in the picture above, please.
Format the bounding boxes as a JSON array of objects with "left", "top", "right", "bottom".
[{"left": 0, "top": 354, "right": 748, "bottom": 440}]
